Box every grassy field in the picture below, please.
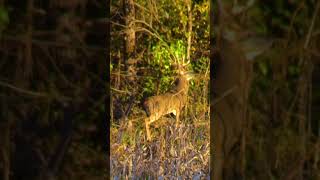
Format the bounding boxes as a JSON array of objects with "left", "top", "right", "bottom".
[{"left": 110, "top": 75, "right": 210, "bottom": 178}]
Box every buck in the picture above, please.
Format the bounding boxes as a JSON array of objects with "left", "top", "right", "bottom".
[
  {"left": 143, "top": 60, "right": 193, "bottom": 141},
  {"left": 212, "top": 0, "right": 273, "bottom": 179}
]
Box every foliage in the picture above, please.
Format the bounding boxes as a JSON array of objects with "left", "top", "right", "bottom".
[
  {"left": 244, "top": 0, "right": 320, "bottom": 178},
  {"left": 110, "top": 0, "right": 209, "bottom": 178},
  {"left": 0, "top": 6, "right": 9, "bottom": 34},
  {"left": 0, "top": 1, "right": 107, "bottom": 179}
]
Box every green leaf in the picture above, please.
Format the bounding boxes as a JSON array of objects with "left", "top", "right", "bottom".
[
  {"left": 0, "top": 6, "right": 9, "bottom": 32},
  {"left": 258, "top": 62, "right": 268, "bottom": 75}
]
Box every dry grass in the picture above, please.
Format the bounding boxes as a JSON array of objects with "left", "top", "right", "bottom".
[
  {"left": 110, "top": 104, "right": 210, "bottom": 179},
  {"left": 110, "top": 62, "right": 210, "bottom": 178}
]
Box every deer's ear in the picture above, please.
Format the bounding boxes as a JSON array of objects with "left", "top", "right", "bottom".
[
  {"left": 240, "top": 37, "right": 273, "bottom": 61},
  {"left": 222, "top": 29, "right": 238, "bottom": 42}
]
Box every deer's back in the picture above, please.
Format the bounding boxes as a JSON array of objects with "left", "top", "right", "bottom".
[{"left": 143, "top": 91, "right": 187, "bottom": 117}]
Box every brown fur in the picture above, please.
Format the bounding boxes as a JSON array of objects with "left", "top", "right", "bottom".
[{"left": 143, "top": 73, "right": 191, "bottom": 141}]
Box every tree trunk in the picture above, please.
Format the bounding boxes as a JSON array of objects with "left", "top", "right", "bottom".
[{"left": 123, "top": 0, "right": 136, "bottom": 82}]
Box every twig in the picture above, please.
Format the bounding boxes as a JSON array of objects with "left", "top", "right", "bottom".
[
  {"left": 212, "top": 86, "right": 237, "bottom": 106},
  {"left": 0, "top": 80, "right": 47, "bottom": 98},
  {"left": 110, "top": 20, "right": 127, "bottom": 28},
  {"left": 111, "top": 87, "right": 131, "bottom": 94},
  {"left": 186, "top": 0, "right": 193, "bottom": 62},
  {"left": 0, "top": 80, "right": 73, "bottom": 104},
  {"left": 1, "top": 34, "right": 105, "bottom": 51},
  {"left": 25, "top": 0, "right": 33, "bottom": 78},
  {"left": 134, "top": 2, "right": 151, "bottom": 13},
  {"left": 304, "top": 1, "right": 320, "bottom": 49}
]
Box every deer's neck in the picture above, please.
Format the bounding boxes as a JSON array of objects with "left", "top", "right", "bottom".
[{"left": 171, "top": 76, "right": 189, "bottom": 94}]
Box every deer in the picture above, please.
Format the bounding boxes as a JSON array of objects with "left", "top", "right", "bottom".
[
  {"left": 212, "top": 0, "right": 273, "bottom": 179},
  {"left": 143, "top": 60, "right": 193, "bottom": 141}
]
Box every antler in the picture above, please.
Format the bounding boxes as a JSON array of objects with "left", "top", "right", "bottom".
[
  {"left": 181, "top": 56, "right": 191, "bottom": 68},
  {"left": 172, "top": 55, "right": 191, "bottom": 76}
]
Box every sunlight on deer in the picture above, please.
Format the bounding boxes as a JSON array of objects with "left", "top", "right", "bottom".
[{"left": 143, "top": 59, "right": 193, "bottom": 141}]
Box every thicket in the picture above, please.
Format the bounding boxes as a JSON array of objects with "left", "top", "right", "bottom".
[
  {"left": 214, "top": 0, "right": 320, "bottom": 179},
  {"left": 110, "top": 0, "right": 210, "bottom": 178},
  {"left": 0, "top": 1, "right": 107, "bottom": 179}
]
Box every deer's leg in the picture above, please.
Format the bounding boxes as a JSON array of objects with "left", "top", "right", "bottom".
[
  {"left": 214, "top": 114, "right": 224, "bottom": 180},
  {"left": 145, "top": 118, "right": 151, "bottom": 141},
  {"left": 214, "top": 147, "right": 224, "bottom": 180},
  {"left": 175, "top": 110, "right": 180, "bottom": 126}
]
